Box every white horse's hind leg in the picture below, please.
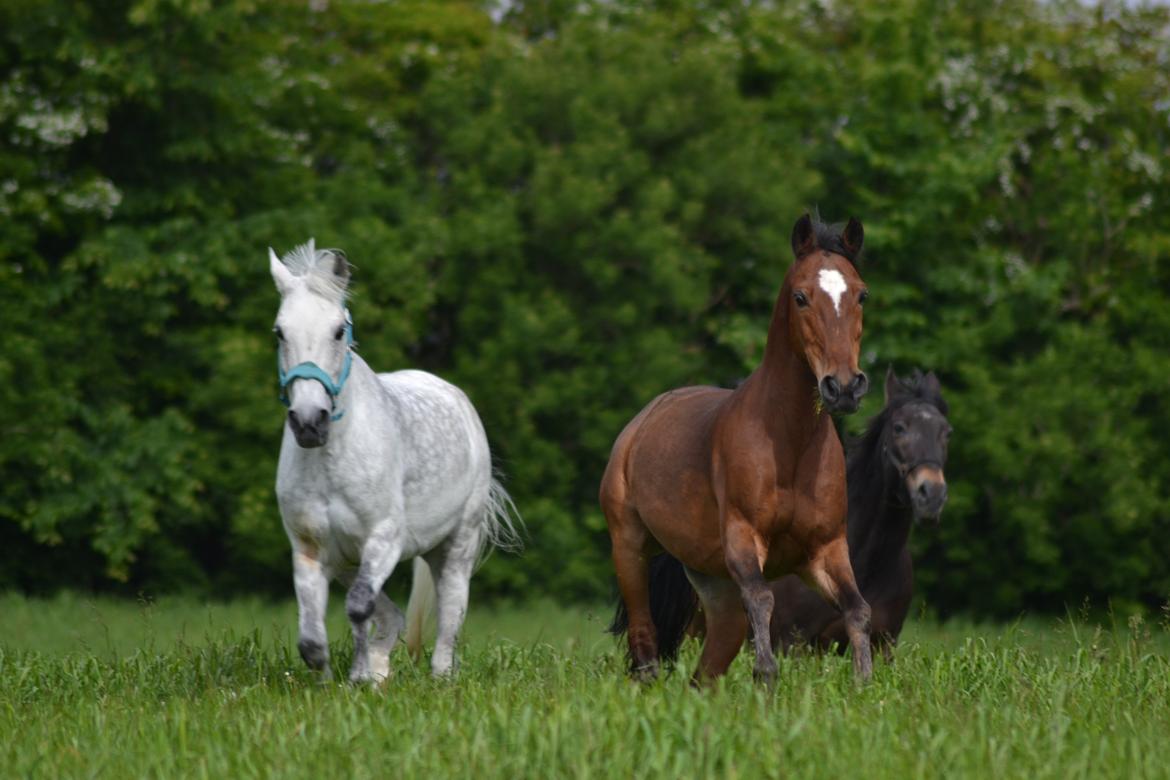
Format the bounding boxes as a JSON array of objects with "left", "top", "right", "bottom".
[
  {"left": 345, "top": 527, "right": 403, "bottom": 683},
  {"left": 427, "top": 533, "right": 479, "bottom": 677},
  {"left": 368, "top": 593, "right": 404, "bottom": 682},
  {"left": 292, "top": 547, "right": 332, "bottom": 681}
]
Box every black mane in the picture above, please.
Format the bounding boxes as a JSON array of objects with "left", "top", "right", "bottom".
[{"left": 811, "top": 218, "right": 862, "bottom": 264}]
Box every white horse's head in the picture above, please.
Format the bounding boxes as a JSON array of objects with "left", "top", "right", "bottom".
[{"left": 269, "top": 240, "right": 353, "bottom": 448}]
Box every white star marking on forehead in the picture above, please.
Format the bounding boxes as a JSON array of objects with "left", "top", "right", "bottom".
[{"left": 818, "top": 268, "right": 847, "bottom": 316}]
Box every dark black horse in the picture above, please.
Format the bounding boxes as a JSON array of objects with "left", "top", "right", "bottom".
[
  {"left": 610, "top": 368, "right": 952, "bottom": 666},
  {"left": 769, "top": 368, "right": 951, "bottom": 658}
]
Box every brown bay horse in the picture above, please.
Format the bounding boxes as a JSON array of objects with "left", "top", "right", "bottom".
[
  {"left": 770, "top": 368, "right": 951, "bottom": 658},
  {"left": 601, "top": 214, "right": 873, "bottom": 684}
]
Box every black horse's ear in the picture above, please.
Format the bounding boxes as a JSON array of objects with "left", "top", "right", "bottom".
[
  {"left": 920, "top": 370, "right": 942, "bottom": 399},
  {"left": 791, "top": 213, "right": 816, "bottom": 259},
  {"left": 841, "top": 218, "right": 864, "bottom": 260},
  {"left": 884, "top": 365, "right": 904, "bottom": 405}
]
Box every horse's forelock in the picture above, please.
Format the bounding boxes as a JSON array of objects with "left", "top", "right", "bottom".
[
  {"left": 811, "top": 218, "right": 861, "bottom": 265},
  {"left": 279, "top": 239, "right": 350, "bottom": 302}
]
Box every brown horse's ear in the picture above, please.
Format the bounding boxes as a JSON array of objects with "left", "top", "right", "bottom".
[
  {"left": 884, "top": 365, "right": 904, "bottom": 405},
  {"left": 791, "top": 213, "right": 816, "bottom": 259},
  {"left": 841, "top": 218, "right": 864, "bottom": 260}
]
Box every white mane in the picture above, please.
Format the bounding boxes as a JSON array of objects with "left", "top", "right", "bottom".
[{"left": 280, "top": 238, "right": 349, "bottom": 302}]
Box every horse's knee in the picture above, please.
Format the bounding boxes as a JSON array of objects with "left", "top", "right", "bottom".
[
  {"left": 298, "top": 637, "right": 330, "bottom": 670},
  {"left": 846, "top": 600, "right": 872, "bottom": 636},
  {"left": 346, "top": 580, "right": 376, "bottom": 623}
]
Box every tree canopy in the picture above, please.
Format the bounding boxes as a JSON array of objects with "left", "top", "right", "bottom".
[{"left": 1, "top": 0, "right": 1167, "bottom": 616}]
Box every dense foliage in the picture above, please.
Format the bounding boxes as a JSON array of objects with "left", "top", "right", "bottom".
[{"left": 1, "top": 0, "right": 1167, "bottom": 616}]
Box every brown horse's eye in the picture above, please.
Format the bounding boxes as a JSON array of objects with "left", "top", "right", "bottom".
[
  {"left": 793, "top": 291, "right": 809, "bottom": 308},
  {"left": 859, "top": 290, "right": 869, "bottom": 305}
]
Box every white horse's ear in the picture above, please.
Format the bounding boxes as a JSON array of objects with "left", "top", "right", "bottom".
[
  {"left": 270, "top": 247, "right": 296, "bottom": 296},
  {"left": 325, "top": 248, "right": 350, "bottom": 289}
]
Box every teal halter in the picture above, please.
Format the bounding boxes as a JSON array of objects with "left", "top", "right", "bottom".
[{"left": 278, "top": 309, "right": 354, "bottom": 421}]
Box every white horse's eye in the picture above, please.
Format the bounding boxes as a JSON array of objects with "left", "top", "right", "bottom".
[
  {"left": 273, "top": 326, "right": 284, "bottom": 341},
  {"left": 334, "top": 326, "right": 345, "bottom": 341}
]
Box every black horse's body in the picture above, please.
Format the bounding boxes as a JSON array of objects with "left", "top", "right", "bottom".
[{"left": 769, "top": 369, "right": 951, "bottom": 656}]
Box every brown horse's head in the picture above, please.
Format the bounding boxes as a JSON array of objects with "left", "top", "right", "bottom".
[{"left": 785, "top": 214, "right": 869, "bottom": 414}]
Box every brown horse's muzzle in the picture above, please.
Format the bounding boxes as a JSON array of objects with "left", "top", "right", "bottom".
[{"left": 819, "top": 372, "right": 868, "bottom": 414}]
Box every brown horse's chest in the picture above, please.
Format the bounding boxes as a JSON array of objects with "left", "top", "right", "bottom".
[{"left": 743, "top": 479, "right": 845, "bottom": 579}]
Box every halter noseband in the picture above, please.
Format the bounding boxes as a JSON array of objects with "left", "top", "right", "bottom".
[{"left": 277, "top": 309, "right": 354, "bottom": 421}]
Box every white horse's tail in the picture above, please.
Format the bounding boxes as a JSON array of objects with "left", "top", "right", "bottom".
[
  {"left": 404, "top": 557, "right": 435, "bottom": 662},
  {"left": 479, "top": 476, "right": 525, "bottom": 564}
]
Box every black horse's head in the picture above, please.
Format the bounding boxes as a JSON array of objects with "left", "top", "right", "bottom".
[{"left": 880, "top": 368, "right": 952, "bottom": 525}]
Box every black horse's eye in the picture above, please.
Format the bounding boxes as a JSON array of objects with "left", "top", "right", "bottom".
[
  {"left": 273, "top": 326, "right": 284, "bottom": 341},
  {"left": 334, "top": 325, "right": 345, "bottom": 341},
  {"left": 893, "top": 422, "right": 907, "bottom": 436},
  {"left": 859, "top": 289, "right": 869, "bottom": 305},
  {"left": 794, "top": 291, "right": 809, "bottom": 308}
]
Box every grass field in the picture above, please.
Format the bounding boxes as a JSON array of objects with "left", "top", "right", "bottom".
[{"left": 2, "top": 593, "right": 1168, "bottom": 779}]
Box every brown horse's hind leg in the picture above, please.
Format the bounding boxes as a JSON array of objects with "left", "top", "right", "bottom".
[
  {"left": 722, "top": 515, "right": 779, "bottom": 685},
  {"left": 685, "top": 570, "right": 747, "bottom": 686},
  {"left": 606, "top": 509, "right": 660, "bottom": 679},
  {"left": 808, "top": 538, "right": 873, "bottom": 681}
]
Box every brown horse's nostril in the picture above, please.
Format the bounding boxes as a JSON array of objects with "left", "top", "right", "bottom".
[
  {"left": 850, "top": 372, "right": 869, "bottom": 398},
  {"left": 820, "top": 376, "right": 841, "bottom": 403}
]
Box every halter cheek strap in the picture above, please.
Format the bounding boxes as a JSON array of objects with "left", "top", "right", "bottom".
[{"left": 277, "top": 310, "right": 354, "bottom": 421}]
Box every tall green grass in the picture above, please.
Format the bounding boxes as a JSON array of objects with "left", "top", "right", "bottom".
[{"left": 1, "top": 595, "right": 1167, "bottom": 779}]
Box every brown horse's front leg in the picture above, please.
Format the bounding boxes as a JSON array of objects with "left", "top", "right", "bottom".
[
  {"left": 809, "top": 538, "right": 873, "bottom": 681},
  {"left": 723, "top": 517, "right": 778, "bottom": 685}
]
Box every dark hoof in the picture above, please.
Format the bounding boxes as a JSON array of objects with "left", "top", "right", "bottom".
[
  {"left": 753, "top": 660, "right": 778, "bottom": 687},
  {"left": 346, "top": 582, "right": 376, "bottom": 623},
  {"left": 298, "top": 638, "right": 330, "bottom": 671}
]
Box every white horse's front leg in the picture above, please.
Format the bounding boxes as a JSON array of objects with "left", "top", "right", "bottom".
[
  {"left": 346, "top": 526, "right": 403, "bottom": 683},
  {"left": 292, "top": 547, "right": 332, "bottom": 681}
]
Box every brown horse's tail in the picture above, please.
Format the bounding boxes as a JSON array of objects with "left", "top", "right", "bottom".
[{"left": 608, "top": 554, "right": 698, "bottom": 667}]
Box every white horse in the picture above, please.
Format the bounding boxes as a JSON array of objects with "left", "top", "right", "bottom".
[{"left": 269, "top": 240, "right": 521, "bottom": 683}]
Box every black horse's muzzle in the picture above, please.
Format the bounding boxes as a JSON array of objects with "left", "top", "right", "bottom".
[{"left": 908, "top": 467, "right": 948, "bottom": 525}]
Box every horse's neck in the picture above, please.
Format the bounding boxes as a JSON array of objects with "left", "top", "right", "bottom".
[
  {"left": 737, "top": 294, "right": 822, "bottom": 446},
  {"left": 327, "top": 353, "right": 396, "bottom": 444},
  {"left": 846, "top": 456, "right": 913, "bottom": 585}
]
